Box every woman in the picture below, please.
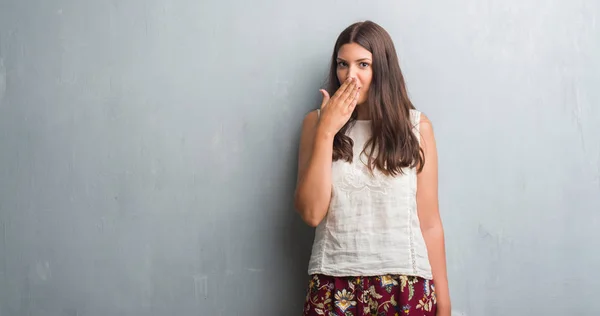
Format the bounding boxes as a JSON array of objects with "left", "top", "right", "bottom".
[{"left": 294, "top": 21, "right": 451, "bottom": 316}]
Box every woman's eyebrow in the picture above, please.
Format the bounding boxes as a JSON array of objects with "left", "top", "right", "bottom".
[{"left": 336, "top": 57, "right": 372, "bottom": 62}]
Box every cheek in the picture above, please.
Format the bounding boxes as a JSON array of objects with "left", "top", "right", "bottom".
[
  {"left": 358, "top": 77, "right": 371, "bottom": 102},
  {"left": 363, "top": 72, "right": 373, "bottom": 86},
  {"left": 361, "top": 77, "right": 372, "bottom": 93},
  {"left": 357, "top": 70, "right": 371, "bottom": 84},
  {"left": 336, "top": 69, "right": 346, "bottom": 83},
  {"left": 358, "top": 77, "right": 370, "bottom": 92}
]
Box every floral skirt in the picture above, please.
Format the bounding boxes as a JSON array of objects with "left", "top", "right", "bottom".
[{"left": 303, "top": 274, "right": 436, "bottom": 316}]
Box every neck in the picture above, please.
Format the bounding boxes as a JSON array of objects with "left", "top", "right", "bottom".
[{"left": 355, "top": 104, "right": 370, "bottom": 120}]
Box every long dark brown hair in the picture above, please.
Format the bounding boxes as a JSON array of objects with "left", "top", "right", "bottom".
[{"left": 326, "top": 20, "right": 424, "bottom": 176}]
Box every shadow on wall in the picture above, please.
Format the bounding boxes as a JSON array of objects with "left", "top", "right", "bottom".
[
  {"left": 284, "top": 213, "right": 315, "bottom": 306},
  {"left": 266, "top": 56, "right": 332, "bottom": 312},
  {"left": 275, "top": 155, "right": 315, "bottom": 310}
]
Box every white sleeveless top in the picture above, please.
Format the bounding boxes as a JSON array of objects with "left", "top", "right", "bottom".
[{"left": 307, "top": 109, "right": 432, "bottom": 279}]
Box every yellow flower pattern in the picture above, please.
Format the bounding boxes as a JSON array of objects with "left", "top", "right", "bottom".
[{"left": 303, "top": 274, "right": 436, "bottom": 316}]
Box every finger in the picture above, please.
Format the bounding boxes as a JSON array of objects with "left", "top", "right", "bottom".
[
  {"left": 332, "top": 77, "right": 353, "bottom": 99},
  {"left": 344, "top": 81, "right": 359, "bottom": 104},
  {"left": 348, "top": 90, "right": 360, "bottom": 112},
  {"left": 319, "top": 89, "right": 330, "bottom": 109},
  {"left": 340, "top": 78, "right": 358, "bottom": 103}
]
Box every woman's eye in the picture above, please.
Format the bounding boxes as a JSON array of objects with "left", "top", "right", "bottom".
[{"left": 360, "top": 62, "right": 370, "bottom": 67}]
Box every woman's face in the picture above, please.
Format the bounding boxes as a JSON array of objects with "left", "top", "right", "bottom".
[{"left": 336, "top": 43, "right": 373, "bottom": 105}]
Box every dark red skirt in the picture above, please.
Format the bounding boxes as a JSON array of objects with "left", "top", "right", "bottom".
[{"left": 303, "top": 274, "right": 436, "bottom": 316}]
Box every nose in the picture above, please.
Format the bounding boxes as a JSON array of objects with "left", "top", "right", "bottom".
[{"left": 347, "top": 66, "right": 357, "bottom": 79}]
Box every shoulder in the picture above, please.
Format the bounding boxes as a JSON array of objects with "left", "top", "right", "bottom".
[
  {"left": 408, "top": 109, "right": 432, "bottom": 130},
  {"left": 417, "top": 112, "right": 436, "bottom": 151},
  {"left": 419, "top": 112, "right": 433, "bottom": 131},
  {"left": 408, "top": 109, "right": 435, "bottom": 146}
]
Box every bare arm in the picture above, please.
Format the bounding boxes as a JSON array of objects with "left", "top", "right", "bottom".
[
  {"left": 416, "top": 114, "right": 451, "bottom": 315},
  {"left": 293, "top": 111, "right": 335, "bottom": 227},
  {"left": 294, "top": 77, "right": 359, "bottom": 227}
]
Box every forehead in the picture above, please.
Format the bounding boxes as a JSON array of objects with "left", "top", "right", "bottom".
[{"left": 337, "top": 43, "right": 372, "bottom": 60}]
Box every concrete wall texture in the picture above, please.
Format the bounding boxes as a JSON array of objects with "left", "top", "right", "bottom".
[{"left": 1, "top": 0, "right": 599, "bottom": 315}]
